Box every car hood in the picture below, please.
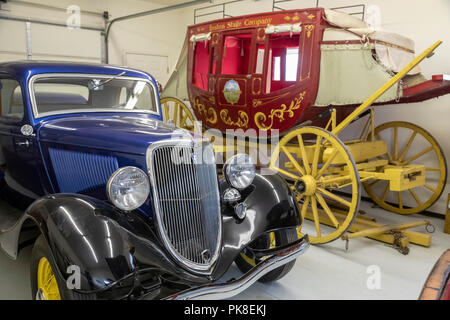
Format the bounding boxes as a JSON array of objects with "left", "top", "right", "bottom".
[{"left": 38, "top": 114, "right": 193, "bottom": 155}]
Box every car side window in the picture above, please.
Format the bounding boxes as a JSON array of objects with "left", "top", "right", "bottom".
[{"left": 0, "top": 79, "right": 24, "bottom": 120}]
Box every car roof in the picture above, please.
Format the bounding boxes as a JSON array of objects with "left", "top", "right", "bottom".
[{"left": 0, "top": 61, "right": 154, "bottom": 82}]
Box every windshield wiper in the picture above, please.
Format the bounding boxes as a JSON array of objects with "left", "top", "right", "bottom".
[{"left": 90, "top": 71, "right": 126, "bottom": 90}]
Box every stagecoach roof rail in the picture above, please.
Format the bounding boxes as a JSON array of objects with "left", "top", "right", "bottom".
[
  {"left": 272, "top": 0, "right": 365, "bottom": 20},
  {"left": 331, "top": 40, "right": 442, "bottom": 136},
  {"left": 194, "top": 0, "right": 244, "bottom": 23}
]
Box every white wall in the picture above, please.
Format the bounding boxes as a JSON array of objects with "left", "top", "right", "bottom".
[
  {"left": 0, "top": 0, "right": 188, "bottom": 75},
  {"left": 0, "top": 0, "right": 105, "bottom": 62}
]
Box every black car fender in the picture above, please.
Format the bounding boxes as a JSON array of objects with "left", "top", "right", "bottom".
[
  {"left": 3, "top": 194, "right": 210, "bottom": 295},
  {"left": 212, "top": 173, "right": 302, "bottom": 279}
]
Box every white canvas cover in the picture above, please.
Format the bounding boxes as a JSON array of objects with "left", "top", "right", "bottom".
[
  {"left": 162, "top": 33, "right": 189, "bottom": 100},
  {"left": 265, "top": 23, "right": 302, "bottom": 35},
  {"left": 323, "top": 9, "right": 420, "bottom": 75}
]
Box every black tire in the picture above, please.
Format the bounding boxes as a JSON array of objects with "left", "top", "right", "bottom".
[
  {"left": 30, "top": 235, "right": 95, "bottom": 300},
  {"left": 235, "top": 229, "right": 297, "bottom": 283}
]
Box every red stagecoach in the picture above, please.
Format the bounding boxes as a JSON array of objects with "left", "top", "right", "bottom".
[{"left": 161, "top": 7, "right": 449, "bottom": 247}]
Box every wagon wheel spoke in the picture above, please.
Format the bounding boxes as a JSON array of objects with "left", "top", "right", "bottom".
[
  {"left": 423, "top": 183, "right": 436, "bottom": 193},
  {"left": 315, "top": 193, "right": 339, "bottom": 228},
  {"left": 409, "top": 188, "right": 422, "bottom": 207},
  {"left": 272, "top": 166, "right": 302, "bottom": 181},
  {"left": 402, "top": 146, "right": 434, "bottom": 165},
  {"left": 311, "top": 136, "right": 322, "bottom": 177},
  {"left": 300, "top": 196, "right": 310, "bottom": 220},
  {"left": 281, "top": 146, "right": 306, "bottom": 176},
  {"left": 179, "top": 111, "right": 189, "bottom": 128},
  {"left": 398, "top": 130, "right": 418, "bottom": 162},
  {"left": 398, "top": 192, "right": 403, "bottom": 210},
  {"left": 315, "top": 148, "right": 338, "bottom": 179},
  {"left": 173, "top": 102, "right": 179, "bottom": 125},
  {"left": 380, "top": 182, "right": 390, "bottom": 202},
  {"left": 393, "top": 127, "right": 399, "bottom": 160},
  {"left": 320, "top": 175, "right": 352, "bottom": 187},
  {"left": 297, "top": 134, "right": 311, "bottom": 175},
  {"left": 310, "top": 196, "right": 321, "bottom": 237},
  {"left": 317, "top": 187, "right": 351, "bottom": 207},
  {"left": 163, "top": 101, "right": 169, "bottom": 120}
]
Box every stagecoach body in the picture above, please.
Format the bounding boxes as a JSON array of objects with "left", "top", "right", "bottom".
[{"left": 163, "top": 7, "right": 450, "bottom": 134}]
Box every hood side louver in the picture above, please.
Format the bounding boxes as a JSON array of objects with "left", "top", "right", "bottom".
[{"left": 49, "top": 148, "right": 119, "bottom": 193}]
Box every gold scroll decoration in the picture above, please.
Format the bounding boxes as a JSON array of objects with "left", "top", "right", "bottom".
[
  {"left": 193, "top": 98, "right": 218, "bottom": 124},
  {"left": 220, "top": 109, "right": 249, "bottom": 128},
  {"left": 254, "top": 91, "right": 306, "bottom": 131}
]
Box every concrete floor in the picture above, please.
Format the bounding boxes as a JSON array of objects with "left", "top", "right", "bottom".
[{"left": 0, "top": 200, "right": 448, "bottom": 300}]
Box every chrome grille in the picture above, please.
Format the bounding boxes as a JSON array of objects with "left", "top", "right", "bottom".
[{"left": 147, "top": 140, "right": 221, "bottom": 272}]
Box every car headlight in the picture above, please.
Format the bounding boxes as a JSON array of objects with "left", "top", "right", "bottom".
[
  {"left": 224, "top": 154, "right": 256, "bottom": 190},
  {"left": 107, "top": 166, "right": 150, "bottom": 211}
]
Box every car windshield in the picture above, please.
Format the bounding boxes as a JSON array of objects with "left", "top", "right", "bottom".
[{"left": 31, "top": 75, "right": 158, "bottom": 117}]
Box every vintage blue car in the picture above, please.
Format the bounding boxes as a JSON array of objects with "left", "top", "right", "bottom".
[{"left": 0, "top": 61, "right": 309, "bottom": 300}]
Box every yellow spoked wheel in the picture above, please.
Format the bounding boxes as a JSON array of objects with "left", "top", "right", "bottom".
[
  {"left": 363, "top": 121, "right": 447, "bottom": 214},
  {"left": 36, "top": 257, "right": 61, "bottom": 300},
  {"left": 160, "top": 97, "right": 196, "bottom": 131},
  {"left": 270, "top": 127, "right": 361, "bottom": 244}
]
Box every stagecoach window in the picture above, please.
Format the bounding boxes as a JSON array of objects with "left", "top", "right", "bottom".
[
  {"left": 32, "top": 76, "right": 157, "bottom": 117},
  {"left": 266, "top": 34, "right": 300, "bottom": 93},
  {"left": 273, "top": 57, "right": 281, "bottom": 81},
  {"left": 221, "top": 34, "right": 252, "bottom": 75},
  {"left": 255, "top": 45, "right": 265, "bottom": 74},
  {"left": 193, "top": 40, "right": 211, "bottom": 90},
  {"left": 285, "top": 48, "right": 299, "bottom": 81}
]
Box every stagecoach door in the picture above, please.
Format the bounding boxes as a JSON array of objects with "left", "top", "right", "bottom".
[{"left": 214, "top": 31, "right": 257, "bottom": 113}]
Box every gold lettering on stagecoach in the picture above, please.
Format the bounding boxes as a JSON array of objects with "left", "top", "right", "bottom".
[
  {"left": 209, "top": 23, "right": 226, "bottom": 32},
  {"left": 227, "top": 21, "right": 242, "bottom": 28},
  {"left": 208, "top": 17, "right": 272, "bottom": 32},
  {"left": 220, "top": 109, "right": 249, "bottom": 128},
  {"left": 254, "top": 91, "right": 306, "bottom": 131},
  {"left": 243, "top": 17, "right": 272, "bottom": 27}
]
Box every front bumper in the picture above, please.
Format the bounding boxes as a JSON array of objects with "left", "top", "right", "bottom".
[{"left": 162, "top": 235, "right": 310, "bottom": 300}]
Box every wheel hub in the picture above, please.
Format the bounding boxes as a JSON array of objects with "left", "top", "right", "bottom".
[{"left": 297, "top": 175, "right": 316, "bottom": 196}]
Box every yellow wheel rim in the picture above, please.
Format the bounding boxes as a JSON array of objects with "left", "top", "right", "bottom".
[
  {"left": 363, "top": 121, "right": 447, "bottom": 214},
  {"left": 270, "top": 127, "right": 360, "bottom": 244},
  {"left": 37, "top": 257, "right": 61, "bottom": 300},
  {"left": 160, "top": 97, "right": 196, "bottom": 131}
]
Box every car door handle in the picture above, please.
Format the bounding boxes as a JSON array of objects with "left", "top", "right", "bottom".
[{"left": 16, "top": 140, "right": 30, "bottom": 147}]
